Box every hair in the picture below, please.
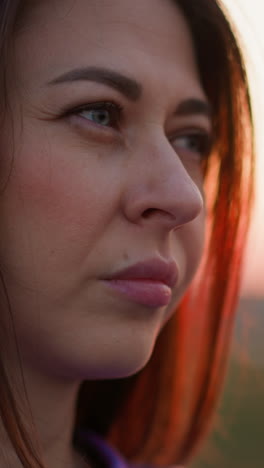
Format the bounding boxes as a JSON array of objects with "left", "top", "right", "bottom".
[{"left": 0, "top": 0, "right": 254, "bottom": 467}]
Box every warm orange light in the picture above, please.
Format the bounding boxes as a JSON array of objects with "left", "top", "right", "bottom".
[{"left": 222, "top": 0, "right": 264, "bottom": 297}]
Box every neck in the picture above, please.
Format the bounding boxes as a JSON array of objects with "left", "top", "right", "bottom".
[{"left": 0, "top": 361, "right": 92, "bottom": 468}]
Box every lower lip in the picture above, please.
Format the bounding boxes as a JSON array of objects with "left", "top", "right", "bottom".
[{"left": 102, "top": 279, "right": 172, "bottom": 308}]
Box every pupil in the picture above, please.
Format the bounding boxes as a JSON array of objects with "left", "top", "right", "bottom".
[
  {"left": 94, "top": 110, "right": 109, "bottom": 125},
  {"left": 189, "top": 137, "right": 199, "bottom": 151},
  {"left": 190, "top": 137, "right": 196, "bottom": 148}
]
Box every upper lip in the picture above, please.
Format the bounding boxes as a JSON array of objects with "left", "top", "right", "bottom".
[{"left": 104, "top": 258, "right": 179, "bottom": 289}]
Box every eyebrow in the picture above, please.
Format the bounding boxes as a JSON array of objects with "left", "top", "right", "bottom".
[
  {"left": 175, "top": 98, "right": 212, "bottom": 119},
  {"left": 48, "top": 66, "right": 142, "bottom": 101},
  {"left": 48, "top": 66, "right": 211, "bottom": 118}
]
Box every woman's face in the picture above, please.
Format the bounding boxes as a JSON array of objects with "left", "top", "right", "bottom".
[{"left": 0, "top": 0, "right": 211, "bottom": 380}]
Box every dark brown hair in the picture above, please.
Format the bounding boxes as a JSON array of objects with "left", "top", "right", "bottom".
[{"left": 0, "top": 1, "right": 254, "bottom": 467}]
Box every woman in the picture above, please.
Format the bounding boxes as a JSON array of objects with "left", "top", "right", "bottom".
[{"left": 0, "top": 0, "right": 254, "bottom": 467}]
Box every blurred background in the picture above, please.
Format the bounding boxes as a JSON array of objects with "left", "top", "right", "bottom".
[{"left": 192, "top": 1, "right": 264, "bottom": 467}]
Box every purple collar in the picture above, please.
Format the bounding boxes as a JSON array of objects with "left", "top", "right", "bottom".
[
  {"left": 75, "top": 429, "right": 159, "bottom": 468},
  {"left": 75, "top": 429, "right": 129, "bottom": 468}
]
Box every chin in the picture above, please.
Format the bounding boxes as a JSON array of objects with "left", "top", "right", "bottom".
[
  {"left": 76, "top": 334, "right": 157, "bottom": 381},
  {"left": 53, "top": 319, "right": 161, "bottom": 381}
]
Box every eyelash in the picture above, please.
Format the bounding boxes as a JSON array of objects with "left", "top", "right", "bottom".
[
  {"left": 66, "top": 101, "right": 213, "bottom": 158},
  {"left": 68, "top": 101, "right": 123, "bottom": 129}
]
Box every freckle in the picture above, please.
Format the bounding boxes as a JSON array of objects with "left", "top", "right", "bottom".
[{"left": 123, "top": 251, "right": 129, "bottom": 261}]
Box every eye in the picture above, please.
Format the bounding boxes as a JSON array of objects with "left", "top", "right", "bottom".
[
  {"left": 172, "top": 132, "right": 213, "bottom": 159},
  {"left": 71, "top": 101, "right": 123, "bottom": 129}
]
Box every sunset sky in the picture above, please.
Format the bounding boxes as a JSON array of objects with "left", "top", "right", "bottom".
[{"left": 223, "top": 0, "right": 264, "bottom": 297}]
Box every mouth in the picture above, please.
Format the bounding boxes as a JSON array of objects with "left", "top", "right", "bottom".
[{"left": 101, "top": 258, "right": 179, "bottom": 308}]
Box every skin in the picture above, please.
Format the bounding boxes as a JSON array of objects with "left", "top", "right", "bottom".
[{"left": 0, "top": 0, "right": 212, "bottom": 466}]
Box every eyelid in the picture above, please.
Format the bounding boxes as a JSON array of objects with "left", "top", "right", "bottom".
[
  {"left": 64, "top": 101, "right": 124, "bottom": 135},
  {"left": 65, "top": 100, "right": 123, "bottom": 116},
  {"left": 170, "top": 129, "right": 214, "bottom": 157},
  {"left": 170, "top": 127, "right": 212, "bottom": 142}
]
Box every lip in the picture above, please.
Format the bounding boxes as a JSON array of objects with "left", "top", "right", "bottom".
[{"left": 102, "top": 258, "right": 179, "bottom": 308}]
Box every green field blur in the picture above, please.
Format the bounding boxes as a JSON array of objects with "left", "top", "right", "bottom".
[{"left": 192, "top": 298, "right": 264, "bottom": 468}]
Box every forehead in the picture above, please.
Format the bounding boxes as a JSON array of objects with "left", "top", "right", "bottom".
[{"left": 14, "top": 0, "right": 201, "bottom": 93}]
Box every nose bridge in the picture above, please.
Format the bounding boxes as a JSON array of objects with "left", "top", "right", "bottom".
[{"left": 124, "top": 134, "right": 204, "bottom": 228}]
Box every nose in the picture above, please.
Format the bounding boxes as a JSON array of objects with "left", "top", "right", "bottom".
[{"left": 122, "top": 136, "right": 204, "bottom": 231}]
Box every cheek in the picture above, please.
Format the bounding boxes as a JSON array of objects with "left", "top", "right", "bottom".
[
  {"left": 174, "top": 209, "right": 206, "bottom": 291},
  {"left": 183, "top": 209, "right": 205, "bottom": 273},
  {"left": 0, "top": 141, "right": 121, "bottom": 285},
  {"left": 161, "top": 211, "right": 205, "bottom": 327},
  {"left": 4, "top": 143, "right": 114, "bottom": 240},
  {"left": 158, "top": 213, "right": 205, "bottom": 333},
  {"left": 18, "top": 151, "right": 99, "bottom": 225}
]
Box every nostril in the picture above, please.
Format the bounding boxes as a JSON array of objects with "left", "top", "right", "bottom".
[
  {"left": 142, "top": 208, "right": 177, "bottom": 222},
  {"left": 142, "top": 208, "right": 157, "bottom": 219}
]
